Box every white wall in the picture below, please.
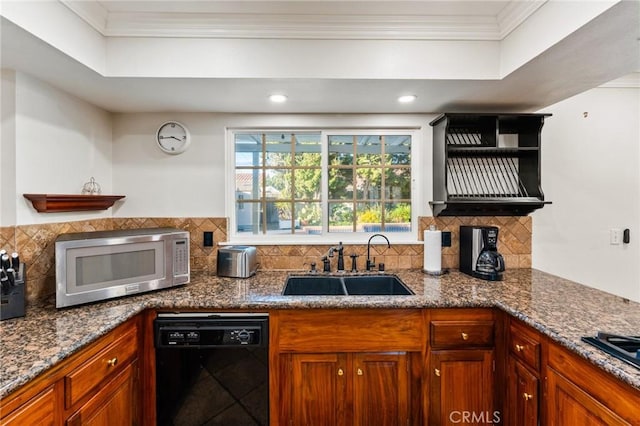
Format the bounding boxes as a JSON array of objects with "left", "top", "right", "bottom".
[
  {"left": 1, "top": 70, "right": 17, "bottom": 226},
  {"left": 533, "top": 87, "right": 640, "bottom": 302},
  {"left": 13, "top": 72, "right": 113, "bottom": 225},
  {"left": 111, "top": 113, "right": 434, "bottom": 218}
]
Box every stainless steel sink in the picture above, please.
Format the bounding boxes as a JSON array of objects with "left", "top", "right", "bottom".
[{"left": 282, "top": 275, "right": 414, "bottom": 296}]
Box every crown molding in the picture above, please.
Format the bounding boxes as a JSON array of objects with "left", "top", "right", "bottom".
[
  {"left": 497, "top": 0, "right": 546, "bottom": 38},
  {"left": 60, "top": 0, "right": 108, "bottom": 34},
  {"left": 60, "top": 1, "right": 543, "bottom": 41},
  {"left": 103, "top": 12, "right": 502, "bottom": 40}
]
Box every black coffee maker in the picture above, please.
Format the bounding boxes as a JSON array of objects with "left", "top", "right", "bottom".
[{"left": 459, "top": 226, "right": 505, "bottom": 281}]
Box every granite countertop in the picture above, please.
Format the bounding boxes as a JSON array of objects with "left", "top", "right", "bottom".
[{"left": 1, "top": 268, "right": 639, "bottom": 398}]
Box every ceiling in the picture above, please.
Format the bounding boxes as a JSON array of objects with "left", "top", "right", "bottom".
[{"left": 1, "top": 1, "right": 638, "bottom": 114}]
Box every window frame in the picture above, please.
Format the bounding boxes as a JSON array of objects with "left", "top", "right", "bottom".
[{"left": 225, "top": 127, "right": 422, "bottom": 244}]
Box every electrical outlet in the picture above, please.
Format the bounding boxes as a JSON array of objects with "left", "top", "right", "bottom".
[
  {"left": 203, "top": 231, "right": 214, "bottom": 247},
  {"left": 610, "top": 228, "right": 622, "bottom": 245},
  {"left": 441, "top": 231, "right": 452, "bottom": 247}
]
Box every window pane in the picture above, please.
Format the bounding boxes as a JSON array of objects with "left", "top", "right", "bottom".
[
  {"left": 385, "top": 168, "right": 411, "bottom": 199},
  {"left": 235, "top": 133, "right": 262, "bottom": 166},
  {"left": 385, "top": 202, "right": 411, "bottom": 232},
  {"left": 356, "top": 169, "right": 381, "bottom": 200},
  {"left": 357, "top": 202, "right": 382, "bottom": 232},
  {"left": 328, "top": 168, "right": 353, "bottom": 199},
  {"left": 295, "top": 133, "right": 321, "bottom": 166},
  {"left": 294, "top": 202, "right": 321, "bottom": 235},
  {"left": 329, "top": 136, "right": 353, "bottom": 165},
  {"left": 265, "top": 169, "right": 291, "bottom": 199},
  {"left": 329, "top": 202, "right": 354, "bottom": 233},
  {"left": 264, "top": 201, "right": 285, "bottom": 232},
  {"left": 235, "top": 170, "right": 262, "bottom": 200},
  {"left": 294, "top": 169, "right": 321, "bottom": 200},
  {"left": 265, "top": 133, "right": 292, "bottom": 166},
  {"left": 356, "top": 135, "right": 381, "bottom": 166},
  {"left": 236, "top": 201, "right": 261, "bottom": 234},
  {"left": 385, "top": 135, "right": 411, "bottom": 165}
]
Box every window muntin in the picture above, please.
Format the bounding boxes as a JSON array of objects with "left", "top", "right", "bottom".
[{"left": 233, "top": 131, "right": 412, "bottom": 237}]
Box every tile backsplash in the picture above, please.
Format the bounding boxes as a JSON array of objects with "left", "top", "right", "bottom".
[{"left": 0, "top": 215, "right": 530, "bottom": 303}]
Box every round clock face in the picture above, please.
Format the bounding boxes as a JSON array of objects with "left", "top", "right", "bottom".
[{"left": 156, "top": 121, "right": 191, "bottom": 154}]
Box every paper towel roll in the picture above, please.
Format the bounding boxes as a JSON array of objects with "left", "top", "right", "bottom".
[{"left": 423, "top": 228, "right": 442, "bottom": 274}]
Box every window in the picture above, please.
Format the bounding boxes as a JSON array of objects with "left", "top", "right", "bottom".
[{"left": 230, "top": 130, "right": 414, "bottom": 239}]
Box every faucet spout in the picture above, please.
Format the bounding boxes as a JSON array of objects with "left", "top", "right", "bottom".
[{"left": 366, "top": 233, "right": 391, "bottom": 271}]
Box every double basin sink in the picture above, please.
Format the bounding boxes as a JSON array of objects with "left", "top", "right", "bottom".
[{"left": 282, "top": 274, "right": 414, "bottom": 296}]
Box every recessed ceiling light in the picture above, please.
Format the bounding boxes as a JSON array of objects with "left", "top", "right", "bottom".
[
  {"left": 398, "top": 95, "right": 417, "bottom": 103},
  {"left": 269, "top": 94, "right": 287, "bottom": 103}
]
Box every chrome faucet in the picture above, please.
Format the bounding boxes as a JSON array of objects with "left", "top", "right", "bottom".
[{"left": 366, "top": 234, "right": 390, "bottom": 271}]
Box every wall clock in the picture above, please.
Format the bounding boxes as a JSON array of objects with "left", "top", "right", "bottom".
[{"left": 156, "top": 121, "right": 191, "bottom": 154}]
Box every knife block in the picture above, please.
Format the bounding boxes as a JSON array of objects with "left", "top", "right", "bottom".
[{"left": 1, "top": 263, "right": 26, "bottom": 321}]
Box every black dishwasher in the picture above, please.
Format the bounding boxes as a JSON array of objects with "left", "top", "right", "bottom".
[{"left": 154, "top": 312, "right": 269, "bottom": 425}]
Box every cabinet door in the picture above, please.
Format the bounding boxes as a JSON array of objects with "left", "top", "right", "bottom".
[
  {"left": 507, "top": 357, "right": 538, "bottom": 426},
  {"left": 353, "top": 353, "right": 409, "bottom": 426},
  {"left": 547, "top": 367, "right": 630, "bottom": 426},
  {"left": 1, "top": 386, "right": 56, "bottom": 426},
  {"left": 66, "top": 361, "right": 137, "bottom": 426},
  {"left": 430, "top": 350, "right": 495, "bottom": 426},
  {"left": 289, "top": 353, "right": 347, "bottom": 426}
]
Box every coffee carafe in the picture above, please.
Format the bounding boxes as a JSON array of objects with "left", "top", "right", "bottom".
[{"left": 459, "top": 226, "right": 505, "bottom": 281}]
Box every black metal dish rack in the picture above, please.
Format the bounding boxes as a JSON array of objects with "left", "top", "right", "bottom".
[{"left": 430, "top": 113, "right": 552, "bottom": 216}]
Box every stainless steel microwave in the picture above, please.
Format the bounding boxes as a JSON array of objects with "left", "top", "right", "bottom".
[{"left": 55, "top": 228, "right": 190, "bottom": 308}]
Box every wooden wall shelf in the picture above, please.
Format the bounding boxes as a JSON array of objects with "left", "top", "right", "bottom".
[{"left": 23, "top": 194, "right": 125, "bottom": 213}]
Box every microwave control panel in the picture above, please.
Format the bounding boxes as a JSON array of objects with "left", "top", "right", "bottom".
[{"left": 173, "top": 239, "right": 189, "bottom": 275}]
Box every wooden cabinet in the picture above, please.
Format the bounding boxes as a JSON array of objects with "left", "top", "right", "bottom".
[
  {"left": 286, "top": 352, "right": 409, "bottom": 426},
  {"left": 274, "top": 309, "right": 423, "bottom": 425},
  {"left": 507, "top": 357, "right": 538, "bottom": 426},
  {"left": 429, "top": 350, "right": 494, "bottom": 425},
  {"left": 353, "top": 353, "right": 409, "bottom": 426},
  {"left": 66, "top": 361, "right": 137, "bottom": 426},
  {"left": 506, "top": 319, "right": 542, "bottom": 426},
  {"left": 0, "top": 316, "right": 141, "bottom": 426},
  {"left": 546, "top": 343, "right": 640, "bottom": 426},
  {"left": 288, "top": 353, "right": 345, "bottom": 425},
  {"left": 0, "top": 386, "right": 56, "bottom": 426},
  {"left": 427, "top": 309, "right": 497, "bottom": 426}
]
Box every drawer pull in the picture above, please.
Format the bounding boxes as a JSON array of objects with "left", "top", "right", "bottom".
[
  {"left": 338, "top": 368, "right": 344, "bottom": 376},
  {"left": 357, "top": 368, "right": 363, "bottom": 376},
  {"left": 515, "top": 344, "right": 524, "bottom": 352},
  {"left": 461, "top": 332, "right": 469, "bottom": 340},
  {"left": 523, "top": 392, "right": 533, "bottom": 401},
  {"left": 434, "top": 368, "right": 441, "bottom": 377},
  {"left": 106, "top": 357, "right": 118, "bottom": 367}
]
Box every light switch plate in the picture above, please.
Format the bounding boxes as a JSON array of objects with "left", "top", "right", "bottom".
[{"left": 610, "top": 228, "right": 622, "bottom": 245}]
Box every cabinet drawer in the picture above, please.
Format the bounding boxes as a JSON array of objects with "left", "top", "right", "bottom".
[
  {"left": 64, "top": 324, "right": 138, "bottom": 408},
  {"left": 430, "top": 320, "right": 494, "bottom": 348},
  {"left": 509, "top": 321, "right": 541, "bottom": 371}
]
